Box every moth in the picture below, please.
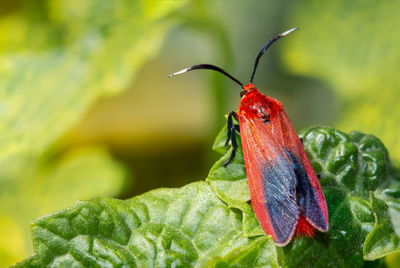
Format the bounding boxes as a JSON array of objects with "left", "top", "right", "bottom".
[{"left": 170, "top": 27, "right": 328, "bottom": 246}]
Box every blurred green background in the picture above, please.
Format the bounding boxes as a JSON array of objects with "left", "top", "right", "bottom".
[{"left": 1, "top": 0, "right": 399, "bottom": 267}]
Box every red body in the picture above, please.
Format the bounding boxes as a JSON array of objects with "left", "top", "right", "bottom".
[{"left": 238, "top": 84, "right": 329, "bottom": 246}]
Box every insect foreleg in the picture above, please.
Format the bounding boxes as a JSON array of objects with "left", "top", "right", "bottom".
[{"left": 223, "top": 111, "right": 240, "bottom": 167}]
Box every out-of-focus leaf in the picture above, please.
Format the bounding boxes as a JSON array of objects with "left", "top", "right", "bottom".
[
  {"left": 0, "top": 1, "right": 188, "bottom": 267},
  {"left": 282, "top": 0, "right": 400, "bottom": 161},
  {"left": 386, "top": 252, "right": 400, "bottom": 268},
  {"left": 14, "top": 182, "right": 280, "bottom": 267},
  {"left": 0, "top": 147, "right": 127, "bottom": 267},
  {"left": 0, "top": 0, "right": 187, "bottom": 167},
  {"left": 0, "top": 216, "right": 25, "bottom": 267}
]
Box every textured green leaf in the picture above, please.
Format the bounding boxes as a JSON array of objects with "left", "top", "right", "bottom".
[
  {"left": 14, "top": 182, "right": 280, "bottom": 267},
  {"left": 373, "top": 177, "right": 400, "bottom": 264},
  {"left": 283, "top": 0, "right": 400, "bottom": 161},
  {"left": 204, "top": 237, "right": 282, "bottom": 268},
  {"left": 300, "top": 127, "right": 390, "bottom": 196},
  {"left": 209, "top": 123, "right": 398, "bottom": 265},
  {"left": 14, "top": 126, "right": 400, "bottom": 267},
  {"left": 207, "top": 118, "right": 264, "bottom": 236},
  {"left": 298, "top": 127, "right": 397, "bottom": 263},
  {"left": 282, "top": 187, "right": 375, "bottom": 267},
  {"left": 377, "top": 181, "right": 400, "bottom": 237},
  {"left": 363, "top": 193, "right": 400, "bottom": 260},
  {"left": 208, "top": 137, "right": 248, "bottom": 209},
  {"left": 299, "top": 128, "right": 400, "bottom": 261}
]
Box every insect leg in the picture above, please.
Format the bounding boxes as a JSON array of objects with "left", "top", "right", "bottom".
[
  {"left": 232, "top": 112, "right": 238, "bottom": 121},
  {"left": 224, "top": 111, "right": 234, "bottom": 147},
  {"left": 222, "top": 130, "right": 237, "bottom": 167},
  {"left": 223, "top": 112, "right": 239, "bottom": 167}
]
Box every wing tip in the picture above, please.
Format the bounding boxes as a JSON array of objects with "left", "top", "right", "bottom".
[
  {"left": 274, "top": 238, "right": 293, "bottom": 247},
  {"left": 304, "top": 217, "right": 329, "bottom": 233},
  {"left": 272, "top": 217, "right": 299, "bottom": 247}
]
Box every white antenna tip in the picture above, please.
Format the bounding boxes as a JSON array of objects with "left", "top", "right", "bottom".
[
  {"left": 168, "top": 68, "right": 190, "bottom": 77},
  {"left": 281, "top": 27, "right": 299, "bottom": 37}
]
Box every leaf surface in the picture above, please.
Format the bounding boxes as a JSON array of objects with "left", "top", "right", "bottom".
[
  {"left": 14, "top": 126, "right": 400, "bottom": 267},
  {"left": 208, "top": 125, "right": 399, "bottom": 265},
  {"left": 14, "top": 182, "right": 280, "bottom": 267}
]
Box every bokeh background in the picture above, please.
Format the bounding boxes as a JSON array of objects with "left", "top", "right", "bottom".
[{"left": 1, "top": 0, "right": 399, "bottom": 267}]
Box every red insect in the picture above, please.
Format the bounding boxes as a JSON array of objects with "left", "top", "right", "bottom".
[{"left": 170, "top": 27, "right": 328, "bottom": 246}]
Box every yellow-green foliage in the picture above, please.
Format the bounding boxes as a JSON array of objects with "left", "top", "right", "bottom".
[
  {"left": 0, "top": 1, "right": 187, "bottom": 267},
  {"left": 282, "top": 0, "right": 400, "bottom": 162}
]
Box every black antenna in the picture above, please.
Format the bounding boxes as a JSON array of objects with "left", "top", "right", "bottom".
[
  {"left": 249, "top": 27, "right": 298, "bottom": 84},
  {"left": 169, "top": 64, "right": 243, "bottom": 88}
]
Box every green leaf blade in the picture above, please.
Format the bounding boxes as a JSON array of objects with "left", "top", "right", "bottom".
[
  {"left": 15, "top": 182, "right": 281, "bottom": 267},
  {"left": 363, "top": 194, "right": 400, "bottom": 260},
  {"left": 14, "top": 126, "right": 400, "bottom": 267}
]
